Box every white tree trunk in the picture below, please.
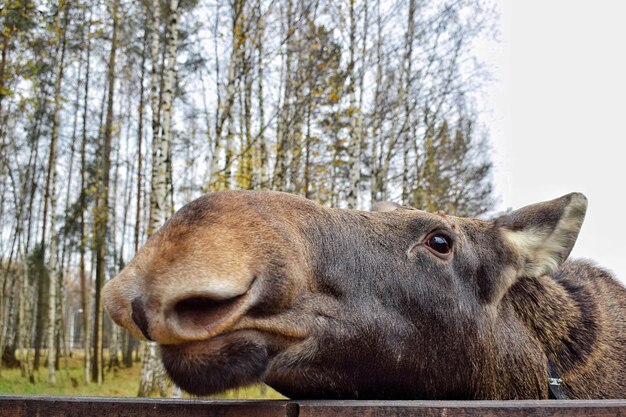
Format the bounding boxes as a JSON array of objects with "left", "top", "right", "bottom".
[
  {"left": 401, "top": 0, "right": 416, "bottom": 205},
  {"left": 138, "top": 341, "right": 157, "bottom": 396},
  {"left": 346, "top": 0, "right": 360, "bottom": 209},
  {"left": 159, "top": 0, "right": 178, "bottom": 215},
  {"left": 148, "top": 0, "right": 162, "bottom": 237},
  {"left": 254, "top": 3, "right": 267, "bottom": 188},
  {"left": 209, "top": 1, "right": 244, "bottom": 190},
  {"left": 46, "top": 0, "right": 68, "bottom": 383},
  {"left": 19, "top": 255, "right": 34, "bottom": 380},
  {"left": 46, "top": 138, "right": 59, "bottom": 385},
  {"left": 139, "top": 0, "right": 179, "bottom": 397},
  {"left": 370, "top": 0, "right": 384, "bottom": 204}
]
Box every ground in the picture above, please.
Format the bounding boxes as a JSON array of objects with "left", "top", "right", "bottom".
[{"left": 0, "top": 353, "right": 284, "bottom": 399}]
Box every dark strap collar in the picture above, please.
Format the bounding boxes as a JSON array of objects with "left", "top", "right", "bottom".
[{"left": 548, "top": 360, "right": 566, "bottom": 399}]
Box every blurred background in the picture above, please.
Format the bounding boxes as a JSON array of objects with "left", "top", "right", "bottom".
[{"left": 0, "top": 0, "right": 624, "bottom": 398}]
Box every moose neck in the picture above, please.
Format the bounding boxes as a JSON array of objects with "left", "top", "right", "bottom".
[
  {"left": 464, "top": 264, "right": 604, "bottom": 399},
  {"left": 505, "top": 267, "right": 598, "bottom": 375}
]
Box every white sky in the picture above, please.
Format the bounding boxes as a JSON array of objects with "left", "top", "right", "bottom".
[{"left": 477, "top": 0, "right": 626, "bottom": 284}]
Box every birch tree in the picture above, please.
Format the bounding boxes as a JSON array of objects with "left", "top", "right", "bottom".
[
  {"left": 79, "top": 7, "right": 93, "bottom": 385},
  {"left": 346, "top": 0, "right": 360, "bottom": 209},
  {"left": 92, "top": 0, "right": 119, "bottom": 385},
  {"left": 139, "top": 0, "right": 180, "bottom": 397},
  {"left": 400, "top": 0, "right": 416, "bottom": 205},
  {"left": 44, "top": 0, "right": 69, "bottom": 385}
]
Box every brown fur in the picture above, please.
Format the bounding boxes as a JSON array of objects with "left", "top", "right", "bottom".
[{"left": 103, "top": 191, "right": 626, "bottom": 399}]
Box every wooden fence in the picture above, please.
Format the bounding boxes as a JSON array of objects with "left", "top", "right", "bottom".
[{"left": 1, "top": 395, "right": 625, "bottom": 417}]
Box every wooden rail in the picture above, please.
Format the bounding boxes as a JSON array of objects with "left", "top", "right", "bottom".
[{"left": 1, "top": 395, "right": 625, "bottom": 417}]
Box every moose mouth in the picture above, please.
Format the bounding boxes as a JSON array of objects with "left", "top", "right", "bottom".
[
  {"left": 160, "top": 272, "right": 315, "bottom": 396},
  {"left": 160, "top": 330, "right": 271, "bottom": 396}
]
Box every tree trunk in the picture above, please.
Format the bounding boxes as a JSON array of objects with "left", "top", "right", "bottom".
[
  {"left": 127, "top": 18, "right": 148, "bottom": 372},
  {"left": 242, "top": 48, "right": 253, "bottom": 190},
  {"left": 29, "top": 90, "right": 48, "bottom": 372},
  {"left": 401, "top": 0, "right": 416, "bottom": 205},
  {"left": 80, "top": 7, "right": 93, "bottom": 385},
  {"left": 357, "top": 1, "right": 368, "bottom": 206},
  {"left": 19, "top": 250, "right": 34, "bottom": 381},
  {"left": 254, "top": 2, "right": 267, "bottom": 188},
  {"left": 136, "top": 14, "right": 148, "bottom": 258},
  {"left": 209, "top": 0, "right": 244, "bottom": 191},
  {"left": 45, "top": 0, "right": 69, "bottom": 385},
  {"left": 346, "top": 0, "right": 359, "bottom": 209},
  {"left": 370, "top": 0, "right": 384, "bottom": 204},
  {"left": 207, "top": 3, "right": 221, "bottom": 188},
  {"left": 147, "top": 0, "right": 162, "bottom": 237},
  {"left": 272, "top": 0, "right": 293, "bottom": 192},
  {"left": 140, "top": 0, "right": 164, "bottom": 394},
  {"left": 0, "top": 164, "right": 27, "bottom": 372},
  {"left": 139, "top": 0, "right": 179, "bottom": 397},
  {"left": 92, "top": 0, "right": 119, "bottom": 385},
  {"left": 161, "top": 0, "right": 178, "bottom": 210},
  {"left": 0, "top": 33, "right": 8, "bottom": 121},
  {"left": 57, "top": 5, "right": 85, "bottom": 367}
]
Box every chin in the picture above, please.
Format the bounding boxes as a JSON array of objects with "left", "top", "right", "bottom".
[{"left": 160, "top": 332, "right": 270, "bottom": 396}]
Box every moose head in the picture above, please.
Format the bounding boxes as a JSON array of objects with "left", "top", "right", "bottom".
[{"left": 103, "top": 191, "right": 626, "bottom": 399}]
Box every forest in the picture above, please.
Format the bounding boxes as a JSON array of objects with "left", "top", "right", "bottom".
[{"left": 0, "top": 0, "right": 496, "bottom": 396}]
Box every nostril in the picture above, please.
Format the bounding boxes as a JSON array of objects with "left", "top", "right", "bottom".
[
  {"left": 131, "top": 298, "right": 153, "bottom": 341},
  {"left": 172, "top": 294, "right": 245, "bottom": 334}
]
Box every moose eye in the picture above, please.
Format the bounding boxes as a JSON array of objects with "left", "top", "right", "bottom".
[{"left": 426, "top": 234, "right": 451, "bottom": 255}]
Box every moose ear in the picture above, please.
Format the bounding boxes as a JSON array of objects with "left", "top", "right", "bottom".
[{"left": 495, "top": 193, "right": 587, "bottom": 277}]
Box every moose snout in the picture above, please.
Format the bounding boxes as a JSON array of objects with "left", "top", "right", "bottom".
[
  {"left": 162, "top": 290, "right": 249, "bottom": 342},
  {"left": 103, "top": 260, "right": 257, "bottom": 345},
  {"left": 130, "top": 298, "right": 153, "bottom": 341}
]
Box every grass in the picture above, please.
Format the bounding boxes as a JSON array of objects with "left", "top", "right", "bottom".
[
  {"left": 0, "top": 356, "right": 140, "bottom": 397},
  {"left": 0, "top": 353, "right": 284, "bottom": 399}
]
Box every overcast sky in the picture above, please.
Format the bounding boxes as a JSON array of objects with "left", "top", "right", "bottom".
[{"left": 478, "top": 0, "right": 626, "bottom": 284}]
